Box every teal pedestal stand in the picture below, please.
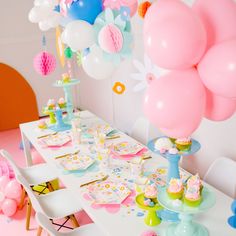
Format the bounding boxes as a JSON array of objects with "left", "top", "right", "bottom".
[
  {"left": 147, "top": 137, "right": 201, "bottom": 222},
  {"left": 158, "top": 187, "right": 216, "bottom": 236},
  {"left": 53, "top": 79, "right": 80, "bottom": 123}
]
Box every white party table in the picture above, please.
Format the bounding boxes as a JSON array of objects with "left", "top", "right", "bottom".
[{"left": 19, "top": 111, "right": 235, "bottom": 236}]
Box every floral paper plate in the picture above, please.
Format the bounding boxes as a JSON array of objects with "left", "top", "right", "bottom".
[
  {"left": 41, "top": 133, "right": 71, "bottom": 147},
  {"left": 112, "top": 141, "right": 144, "bottom": 156},
  {"left": 59, "top": 154, "right": 95, "bottom": 171},
  {"left": 88, "top": 181, "right": 131, "bottom": 205}
]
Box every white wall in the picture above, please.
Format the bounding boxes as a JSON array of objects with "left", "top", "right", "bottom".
[
  {"left": 77, "top": 0, "right": 236, "bottom": 177},
  {"left": 0, "top": 0, "right": 79, "bottom": 116}
]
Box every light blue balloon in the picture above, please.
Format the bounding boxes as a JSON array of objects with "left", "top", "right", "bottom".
[{"left": 67, "top": 0, "right": 103, "bottom": 24}]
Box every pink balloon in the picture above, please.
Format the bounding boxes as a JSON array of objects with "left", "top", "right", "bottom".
[
  {"left": 143, "top": 0, "right": 207, "bottom": 70},
  {"left": 0, "top": 176, "right": 10, "bottom": 192},
  {"left": 143, "top": 68, "right": 206, "bottom": 138},
  {"left": 198, "top": 39, "right": 236, "bottom": 99},
  {"left": 193, "top": 0, "right": 236, "bottom": 48},
  {"left": 205, "top": 88, "right": 236, "bottom": 121},
  {"left": 4, "top": 180, "right": 22, "bottom": 200},
  {"left": 1, "top": 199, "right": 17, "bottom": 217}
]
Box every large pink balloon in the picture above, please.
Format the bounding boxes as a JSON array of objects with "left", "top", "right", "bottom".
[
  {"left": 0, "top": 176, "right": 10, "bottom": 192},
  {"left": 143, "top": 68, "right": 206, "bottom": 138},
  {"left": 193, "top": 0, "right": 236, "bottom": 48},
  {"left": 1, "top": 199, "right": 17, "bottom": 217},
  {"left": 205, "top": 89, "right": 236, "bottom": 121},
  {"left": 198, "top": 39, "right": 236, "bottom": 99},
  {"left": 4, "top": 180, "right": 22, "bottom": 200},
  {"left": 143, "top": 0, "right": 207, "bottom": 70}
]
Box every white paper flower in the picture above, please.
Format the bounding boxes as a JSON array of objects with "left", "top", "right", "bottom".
[{"left": 131, "top": 54, "right": 169, "bottom": 92}]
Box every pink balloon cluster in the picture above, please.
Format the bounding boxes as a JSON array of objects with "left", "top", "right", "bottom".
[
  {"left": 0, "top": 176, "right": 22, "bottom": 217},
  {"left": 143, "top": 0, "right": 236, "bottom": 138}
]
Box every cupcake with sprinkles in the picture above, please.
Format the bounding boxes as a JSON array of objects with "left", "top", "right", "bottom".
[{"left": 167, "top": 178, "right": 184, "bottom": 200}]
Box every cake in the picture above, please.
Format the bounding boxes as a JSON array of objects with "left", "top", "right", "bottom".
[
  {"left": 62, "top": 73, "right": 71, "bottom": 83},
  {"left": 58, "top": 97, "right": 66, "bottom": 109},
  {"left": 154, "top": 137, "right": 173, "bottom": 153},
  {"left": 144, "top": 184, "right": 158, "bottom": 206},
  {"left": 175, "top": 137, "right": 192, "bottom": 152},
  {"left": 167, "top": 178, "right": 184, "bottom": 199},
  {"left": 47, "top": 99, "right": 56, "bottom": 110},
  {"left": 38, "top": 120, "right": 47, "bottom": 129},
  {"left": 184, "top": 185, "right": 202, "bottom": 207}
]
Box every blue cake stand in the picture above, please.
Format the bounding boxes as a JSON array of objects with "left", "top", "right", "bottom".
[
  {"left": 49, "top": 108, "right": 71, "bottom": 132},
  {"left": 147, "top": 137, "right": 201, "bottom": 222},
  {"left": 53, "top": 79, "right": 80, "bottom": 123}
]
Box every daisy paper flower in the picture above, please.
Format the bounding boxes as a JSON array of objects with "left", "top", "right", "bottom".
[
  {"left": 131, "top": 54, "right": 169, "bottom": 92},
  {"left": 94, "top": 8, "right": 133, "bottom": 64},
  {"left": 112, "top": 81, "right": 126, "bottom": 94}
]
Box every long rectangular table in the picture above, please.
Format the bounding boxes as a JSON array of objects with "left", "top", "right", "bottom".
[{"left": 20, "top": 111, "right": 235, "bottom": 236}]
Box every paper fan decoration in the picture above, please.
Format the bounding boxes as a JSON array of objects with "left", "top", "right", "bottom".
[
  {"left": 94, "top": 8, "right": 133, "bottom": 64},
  {"left": 33, "top": 51, "right": 57, "bottom": 76},
  {"left": 131, "top": 55, "right": 169, "bottom": 92}
]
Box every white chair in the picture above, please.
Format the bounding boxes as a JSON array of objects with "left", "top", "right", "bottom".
[
  {"left": 36, "top": 212, "right": 105, "bottom": 236},
  {"left": 16, "top": 174, "right": 82, "bottom": 236},
  {"left": 130, "top": 117, "right": 150, "bottom": 145},
  {"left": 0, "top": 149, "right": 59, "bottom": 229},
  {"left": 204, "top": 157, "right": 236, "bottom": 198}
]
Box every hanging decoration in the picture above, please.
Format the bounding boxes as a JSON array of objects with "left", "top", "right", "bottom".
[
  {"left": 33, "top": 36, "right": 57, "bottom": 76},
  {"left": 93, "top": 8, "right": 133, "bottom": 64},
  {"left": 64, "top": 47, "right": 74, "bottom": 59},
  {"left": 56, "top": 26, "right": 65, "bottom": 67},
  {"left": 138, "top": 1, "right": 152, "bottom": 19}
]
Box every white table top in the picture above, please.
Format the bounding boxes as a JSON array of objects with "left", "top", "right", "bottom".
[{"left": 20, "top": 111, "right": 236, "bottom": 236}]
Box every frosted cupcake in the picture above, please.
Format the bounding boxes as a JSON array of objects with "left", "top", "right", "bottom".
[
  {"left": 155, "top": 137, "right": 173, "bottom": 153},
  {"left": 184, "top": 185, "right": 202, "bottom": 207},
  {"left": 38, "top": 120, "right": 47, "bottom": 129},
  {"left": 167, "top": 178, "right": 184, "bottom": 200},
  {"left": 62, "top": 73, "right": 71, "bottom": 83},
  {"left": 144, "top": 184, "right": 158, "bottom": 206},
  {"left": 58, "top": 97, "right": 66, "bottom": 109},
  {"left": 175, "top": 137, "right": 192, "bottom": 152},
  {"left": 187, "top": 174, "right": 203, "bottom": 194},
  {"left": 47, "top": 99, "right": 56, "bottom": 110}
]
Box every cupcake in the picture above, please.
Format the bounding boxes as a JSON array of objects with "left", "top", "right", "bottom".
[
  {"left": 184, "top": 185, "right": 202, "bottom": 207},
  {"left": 187, "top": 174, "right": 203, "bottom": 194},
  {"left": 144, "top": 184, "right": 158, "bottom": 206},
  {"left": 155, "top": 137, "right": 173, "bottom": 153},
  {"left": 58, "top": 97, "right": 66, "bottom": 109},
  {"left": 38, "top": 120, "right": 47, "bottom": 129},
  {"left": 175, "top": 137, "right": 192, "bottom": 152},
  {"left": 167, "top": 178, "right": 184, "bottom": 199},
  {"left": 47, "top": 99, "right": 56, "bottom": 110},
  {"left": 62, "top": 73, "right": 71, "bottom": 83}
]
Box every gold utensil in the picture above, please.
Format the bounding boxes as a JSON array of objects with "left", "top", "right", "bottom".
[
  {"left": 37, "top": 132, "right": 58, "bottom": 139},
  {"left": 142, "top": 156, "right": 152, "bottom": 160},
  {"left": 106, "top": 135, "right": 120, "bottom": 140},
  {"left": 80, "top": 175, "right": 109, "bottom": 187},
  {"left": 55, "top": 150, "right": 80, "bottom": 160}
]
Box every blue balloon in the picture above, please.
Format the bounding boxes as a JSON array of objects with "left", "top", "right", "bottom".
[{"left": 67, "top": 0, "right": 103, "bottom": 24}]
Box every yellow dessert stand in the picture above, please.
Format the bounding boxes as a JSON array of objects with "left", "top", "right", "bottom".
[{"left": 135, "top": 193, "right": 163, "bottom": 226}]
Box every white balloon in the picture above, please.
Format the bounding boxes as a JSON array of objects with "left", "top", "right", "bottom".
[
  {"left": 28, "top": 6, "right": 51, "bottom": 23},
  {"left": 47, "top": 12, "right": 61, "bottom": 27},
  {"left": 62, "top": 20, "right": 95, "bottom": 52},
  {"left": 39, "top": 21, "right": 51, "bottom": 31},
  {"left": 82, "top": 46, "right": 116, "bottom": 80},
  {"left": 34, "top": 0, "right": 58, "bottom": 8}
]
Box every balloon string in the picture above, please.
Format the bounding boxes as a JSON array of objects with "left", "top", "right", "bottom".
[
  {"left": 67, "top": 60, "right": 73, "bottom": 78},
  {"left": 42, "top": 34, "right": 47, "bottom": 51}
]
